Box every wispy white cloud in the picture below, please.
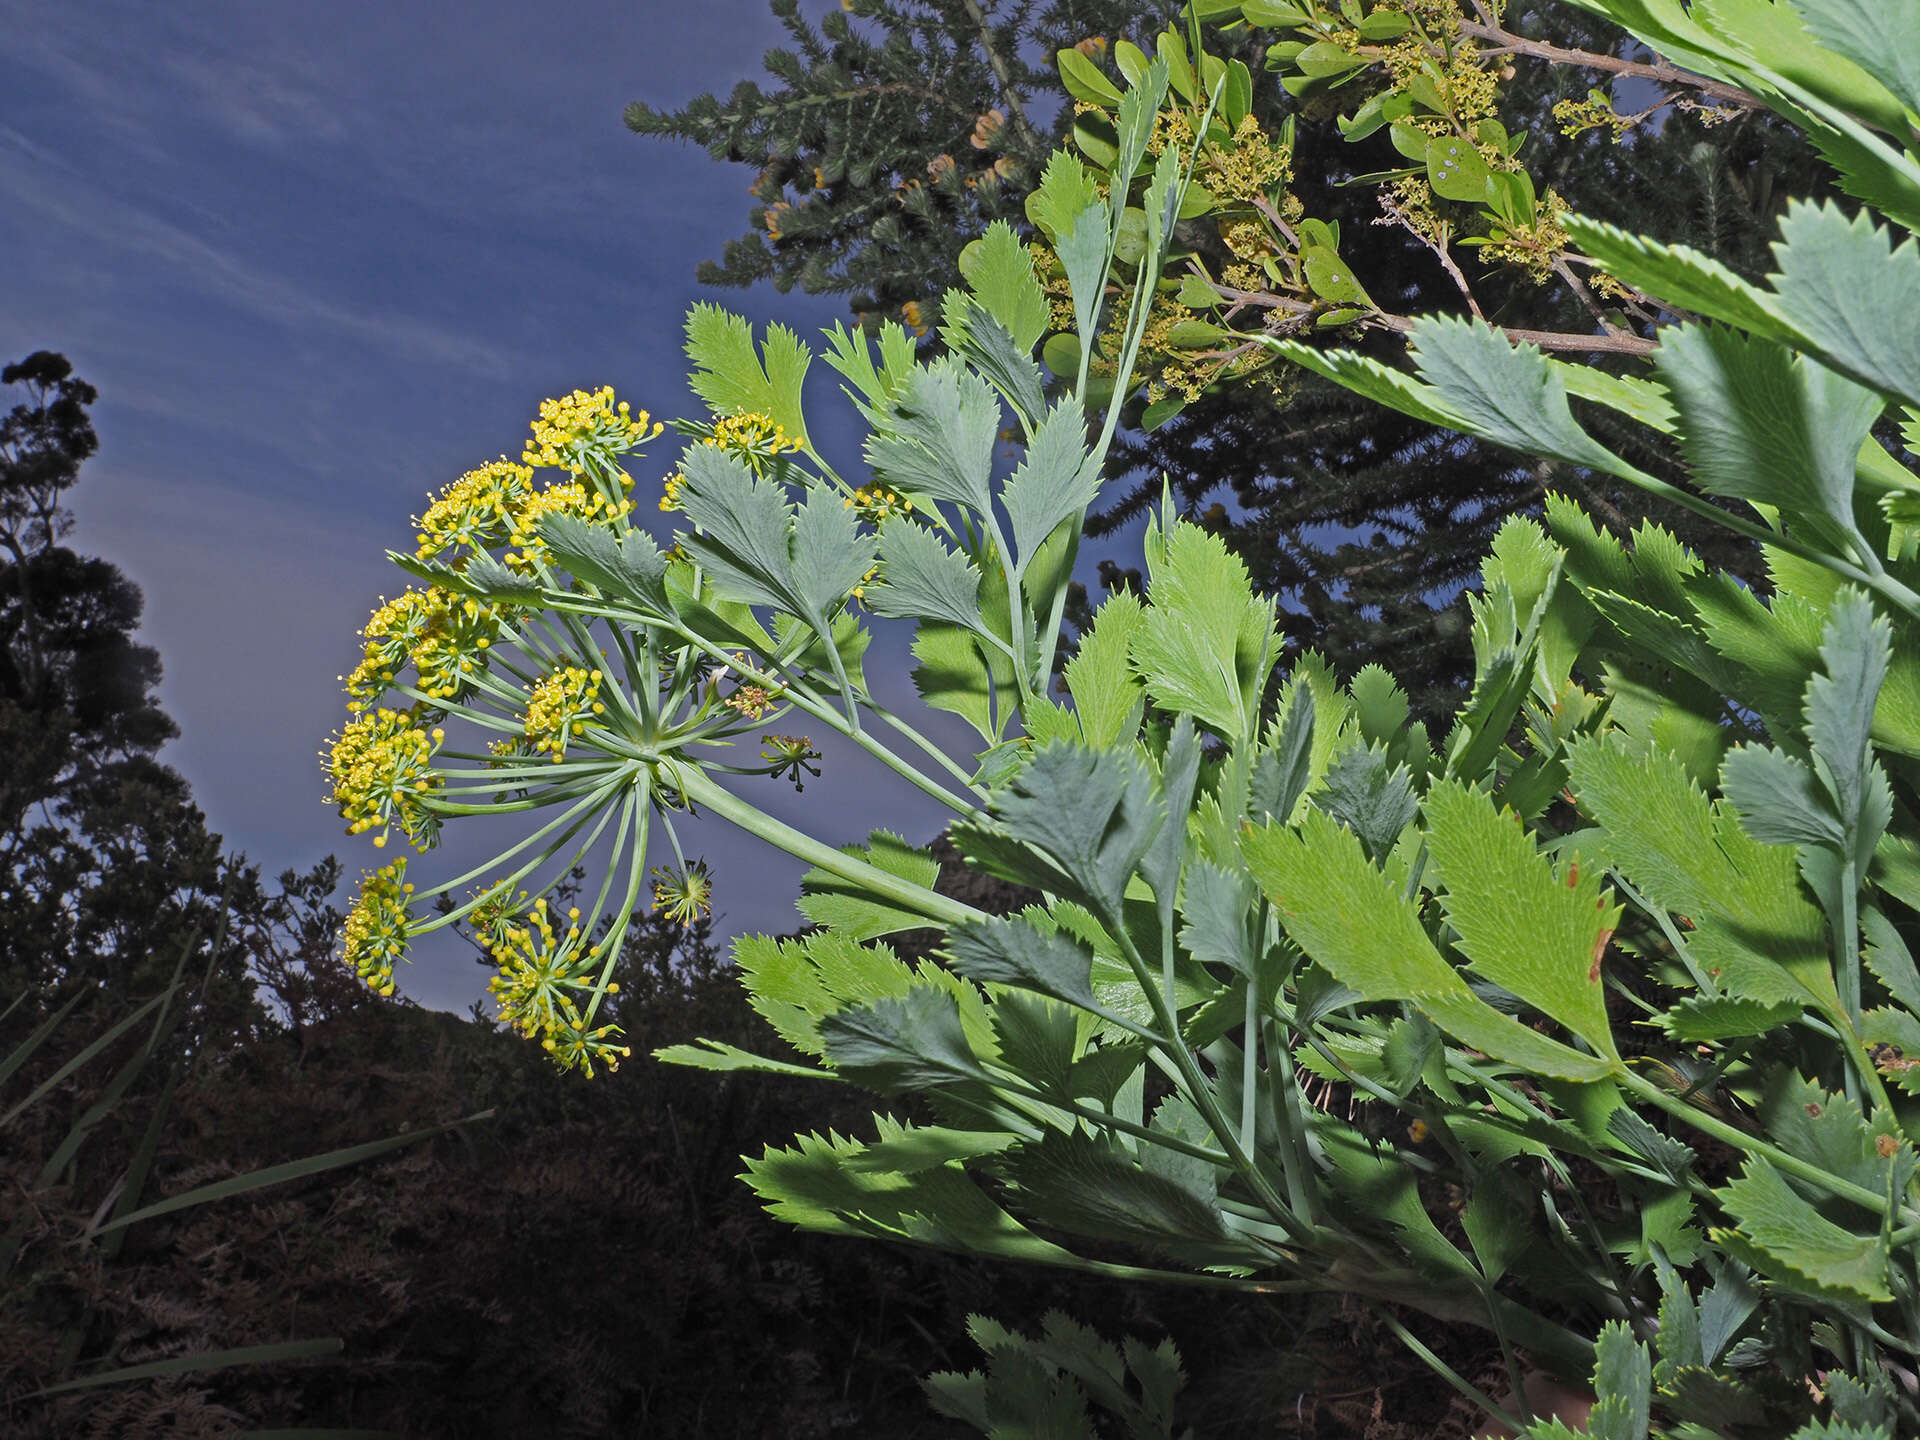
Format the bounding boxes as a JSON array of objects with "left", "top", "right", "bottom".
[{"left": 0, "top": 127, "right": 512, "bottom": 375}]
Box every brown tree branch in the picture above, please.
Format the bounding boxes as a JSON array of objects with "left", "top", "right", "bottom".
[
  {"left": 1364, "top": 309, "right": 1657, "bottom": 356},
  {"left": 1452, "top": 21, "right": 1763, "bottom": 111}
]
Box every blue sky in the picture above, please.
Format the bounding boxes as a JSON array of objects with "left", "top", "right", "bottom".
[{"left": 1, "top": 0, "right": 970, "bottom": 1010}]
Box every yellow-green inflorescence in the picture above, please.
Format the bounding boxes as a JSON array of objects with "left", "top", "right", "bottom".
[
  {"left": 324, "top": 709, "right": 445, "bottom": 852},
  {"left": 341, "top": 858, "right": 414, "bottom": 996},
  {"left": 659, "top": 409, "right": 803, "bottom": 512},
  {"left": 522, "top": 665, "right": 606, "bottom": 762},
  {"left": 523, "top": 386, "right": 663, "bottom": 474},
  {"left": 482, "top": 897, "right": 632, "bottom": 1076},
  {"left": 326, "top": 384, "right": 804, "bottom": 1077}
]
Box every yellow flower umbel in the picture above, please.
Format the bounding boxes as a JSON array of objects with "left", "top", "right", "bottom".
[
  {"left": 706, "top": 411, "right": 804, "bottom": 468},
  {"left": 324, "top": 709, "right": 444, "bottom": 851},
  {"left": 522, "top": 666, "right": 605, "bottom": 762},
  {"left": 415, "top": 458, "right": 535, "bottom": 562},
  {"left": 523, "top": 386, "right": 662, "bottom": 474},
  {"left": 483, "top": 897, "right": 632, "bottom": 1076},
  {"left": 343, "top": 587, "right": 508, "bottom": 710},
  {"left": 506, "top": 479, "right": 635, "bottom": 562},
  {"left": 651, "top": 860, "right": 714, "bottom": 928},
  {"left": 846, "top": 483, "right": 912, "bottom": 525},
  {"left": 341, "top": 858, "right": 414, "bottom": 995}
]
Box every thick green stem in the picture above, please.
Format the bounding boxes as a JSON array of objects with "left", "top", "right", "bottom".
[
  {"left": 674, "top": 768, "right": 986, "bottom": 931},
  {"left": 1619, "top": 1068, "right": 1920, "bottom": 1226}
]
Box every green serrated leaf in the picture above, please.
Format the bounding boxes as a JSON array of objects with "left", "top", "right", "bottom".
[
  {"left": 1410, "top": 317, "right": 1643, "bottom": 479},
  {"left": 864, "top": 364, "right": 999, "bottom": 518},
  {"left": 674, "top": 445, "right": 799, "bottom": 613},
  {"left": 1317, "top": 744, "right": 1418, "bottom": 863},
  {"left": 1588, "top": 1320, "right": 1652, "bottom": 1440},
  {"left": 1132, "top": 520, "right": 1275, "bottom": 742},
  {"left": 946, "top": 916, "right": 1105, "bottom": 1014},
  {"left": 1787, "top": 0, "right": 1920, "bottom": 158},
  {"left": 1654, "top": 325, "right": 1882, "bottom": 551},
  {"left": 745, "top": 1129, "right": 1081, "bottom": 1265},
  {"left": 1066, "top": 591, "right": 1147, "bottom": 748},
  {"left": 944, "top": 295, "right": 1047, "bottom": 431},
  {"left": 1716, "top": 1155, "right": 1893, "bottom": 1301},
  {"left": 957, "top": 744, "right": 1163, "bottom": 916},
  {"left": 999, "top": 1131, "right": 1243, "bottom": 1265},
  {"left": 1566, "top": 735, "right": 1835, "bottom": 1010},
  {"left": 1771, "top": 200, "right": 1920, "bottom": 411},
  {"left": 913, "top": 621, "right": 999, "bottom": 743},
  {"left": 537, "top": 514, "right": 669, "bottom": 612},
  {"left": 865, "top": 521, "right": 987, "bottom": 633},
  {"left": 798, "top": 831, "right": 942, "bottom": 941},
  {"left": 684, "top": 303, "right": 810, "bottom": 445},
  {"left": 1004, "top": 401, "right": 1100, "bottom": 574},
  {"left": 1178, "top": 860, "right": 1261, "bottom": 980},
  {"left": 1424, "top": 779, "right": 1622, "bottom": 1057},
  {"left": 821, "top": 988, "right": 992, "bottom": 1092},
  {"left": 967, "top": 218, "right": 1050, "bottom": 352},
  {"left": 1249, "top": 680, "right": 1315, "bottom": 826},
  {"left": 1243, "top": 810, "right": 1614, "bottom": 1080},
  {"left": 1563, "top": 214, "right": 1807, "bottom": 344}
]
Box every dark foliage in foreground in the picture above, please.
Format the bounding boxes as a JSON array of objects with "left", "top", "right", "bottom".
[{"left": 0, "top": 354, "right": 1498, "bottom": 1436}]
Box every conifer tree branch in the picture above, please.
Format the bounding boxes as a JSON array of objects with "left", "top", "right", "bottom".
[{"left": 953, "top": 0, "right": 1042, "bottom": 155}]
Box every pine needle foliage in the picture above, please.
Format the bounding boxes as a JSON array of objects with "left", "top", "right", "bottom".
[{"left": 625, "top": 0, "right": 1183, "bottom": 315}]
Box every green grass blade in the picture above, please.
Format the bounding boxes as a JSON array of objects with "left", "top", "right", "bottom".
[
  {"left": 98, "top": 1068, "right": 180, "bottom": 1263},
  {"left": 88, "top": 1110, "right": 496, "bottom": 1236},
  {"left": 0, "top": 989, "right": 174, "bottom": 1128},
  {"left": 0, "top": 987, "right": 87, "bottom": 1091},
  {"left": 35, "top": 1019, "right": 172, "bottom": 1190},
  {"left": 26, "top": 1338, "right": 344, "bottom": 1397}
]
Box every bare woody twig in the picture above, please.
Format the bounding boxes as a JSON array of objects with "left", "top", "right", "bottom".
[{"left": 1452, "top": 21, "right": 1763, "bottom": 111}]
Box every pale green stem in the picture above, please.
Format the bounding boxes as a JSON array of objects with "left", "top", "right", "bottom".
[
  {"left": 1104, "top": 906, "right": 1314, "bottom": 1244},
  {"left": 408, "top": 777, "right": 628, "bottom": 910},
  {"left": 1610, "top": 871, "right": 1719, "bottom": 997},
  {"left": 1239, "top": 981, "right": 1259, "bottom": 1157},
  {"left": 859, "top": 696, "right": 991, "bottom": 798},
  {"left": 1376, "top": 1307, "right": 1529, "bottom": 1437},
  {"left": 582, "top": 791, "right": 653, "bottom": 1032},
  {"left": 988, "top": 1076, "right": 1233, "bottom": 1165},
  {"left": 666, "top": 622, "right": 982, "bottom": 815},
  {"left": 1619, "top": 1068, "right": 1920, "bottom": 1227},
  {"left": 433, "top": 760, "right": 620, "bottom": 790},
  {"left": 391, "top": 684, "right": 523, "bottom": 734},
  {"left": 425, "top": 767, "right": 622, "bottom": 816},
  {"left": 674, "top": 768, "right": 986, "bottom": 930}
]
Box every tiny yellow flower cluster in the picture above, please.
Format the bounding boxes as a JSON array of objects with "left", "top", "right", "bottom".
[
  {"left": 484, "top": 897, "right": 632, "bottom": 1076},
  {"left": 724, "top": 682, "right": 775, "bottom": 720},
  {"left": 709, "top": 410, "right": 803, "bottom": 460},
  {"left": 341, "top": 858, "right": 413, "bottom": 995},
  {"left": 844, "top": 483, "right": 912, "bottom": 525},
  {"left": 343, "top": 587, "right": 506, "bottom": 710},
  {"left": 650, "top": 860, "right": 714, "bottom": 928},
  {"left": 414, "top": 458, "right": 534, "bottom": 562},
  {"left": 325, "top": 709, "right": 444, "bottom": 851},
  {"left": 660, "top": 411, "right": 804, "bottom": 511},
  {"left": 465, "top": 880, "right": 525, "bottom": 951},
  {"left": 522, "top": 665, "right": 605, "bottom": 762},
  {"left": 507, "top": 479, "right": 636, "bottom": 559},
  {"left": 522, "top": 386, "right": 662, "bottom": 474}
]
